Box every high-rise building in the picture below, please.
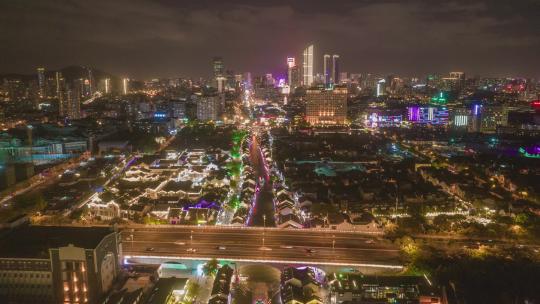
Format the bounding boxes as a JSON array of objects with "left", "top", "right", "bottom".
[
  {"left": 196, "top": 95, "right": 222, "bottom": 121},
  {"left": 287, "top": 57, "right": 296, "bottom": 88},
  {"left": 212, "top": 57, "right": 225, "bottom": 92},
  {"left": 442, "top": 71, "right": 466, "bottom": 91},
  {"left": 451, "top": 107, "right": 470, "bottom": 128},
  {"left": 305, "top": 86, "right": 348, "bottom": 125},
  {"left": 66, "top": 86, "right": 81, "bottom": 119},
  {"left": 213, "top": 57, "right": 224, "bottom": 78},
  {"left": 55, "top": 72, "right": 65, "bottom": 117},
  {"left": 265, "top": 74, "right": 275, "bottom": 87},
  {"left": 0, "top": 226, "right": 120, "bottom": 304},
  {"left": 87, "top": 68, "right": 94, "bottom": 95},
  {"left": 332, "top": 54, "right": 340, "bottom": 84},
  {"left": 54, "top": 72, "right": 63, "bottom": 98},
  {"left": 302, "top": 45, "right": 314, "bottom": 87},
  {"left": 480, "top": 105, "right": 508, "bottom": 133},
  {"left": 122, "top": 78, "right": 129, "bottom": 95},
  {"left": 37, "top": 67, "right": 46, "bottom": 98},
  {"left": 104, "top": 78, "right": 111, "bottom": 94},
  {"left": 170, "top": 101, "right": 186, "bottom": 119},
  {"left": 290, "top": 66, "right": 300, "bottom": 89},
  {"left": 323, "top": 54, "right": 331, "bottom": 86},
  {"left": 377, "top": 79, "right": 386, "bottom": 97},
  {"left": 339, "top": 72, "right": 349, "bottom": 84}
]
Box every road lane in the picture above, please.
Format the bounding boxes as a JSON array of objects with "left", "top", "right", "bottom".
[{"left": 120, "top": 227, "right": 402, "bottom": 266}]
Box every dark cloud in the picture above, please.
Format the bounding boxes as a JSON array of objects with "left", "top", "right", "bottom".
[{"left": 1, "top": 0, "right": 539, "bottom": 78}]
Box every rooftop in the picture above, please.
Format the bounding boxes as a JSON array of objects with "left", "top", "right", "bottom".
[
  {"left": 145, "top": 277, "right": 187, "bottom": 304},
  {"left": 0, "top": 225, "right": 115, "bottom": 259}
]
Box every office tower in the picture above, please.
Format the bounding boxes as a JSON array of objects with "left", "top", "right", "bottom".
[
  {"left": 451, "top": 107, "right": 470, "bottom": 128},
  {"left": 332, "top": 54, "right": 340, "bottom": 84},
  {"left": 290, "top": 66, "right": 300, "bottom": 89},
  {"left": 390, "top": 77, "right": 404, "bottom": 95},
  {"left": 196, "top": 95, "right": 222, "bottom": 121},
  {"left": 323, "top": 54, "right": 331, "bottom": 86},
  {"left": 213, "top": 57, "right": 224, "bottom": 78},
  {"left": 54, "top": 72, "right": 63, "bottom": 98},
  {"left": 104, "top": 78, "right": 110, "bottom": 94},
  {"left": 287, "top": 57, "right": 296, "bottom": 87},
  {"left": 37, "top": 67, "right": 46, "bottom": 98},
  {"left": 480, "top": 105, "right": 508, "bottom": 133},
  {"left": 66, "top": 86, "right": 81, "bottom": 119},
  {"left": 234, "top": 74, "right": 243, "bottom": 84},
  {"left": 212, "top": 57, "right": 225, "bottom": 92},
  {"left": 55, "top": 72, "right": 65, "bottom": 117},
  {"left": 340, "top": 72, "right": 349, "bottom": 83},
  {"left": 87, "top": 68, "right": 94, "bottom": 95},
  {"left": 0, "top": 226, "right": 120, "bottom": 304},
  {"left": 442, "top": 71, "right": 466, "bottom": 91},
  {"left": 122, "top": 78, "right": 129, "bottom": 95},
  {"left": 303, "top": 45, "right": 314, "bottom": 87},
  {"left": 265, "top": 74, "right": 275, "bottom": 87},
  {"left": 305, "top": 86, "right": 348, "bottom": 125},
  {"left": 407, "top": 106, "right": 448, "bottom": 125},
  {"left": 449, "top": 71, "right": 465, "bottom": 80},
  {"left": 170, "top": 101, "right": 186, "bottom": 119},
  {"left": 377, "top": 79, "right": 386, "bottom": 97},
  {"left": 216, "top": 76, "right": 227, "bottom": 93},
  {"left": 225, "top": 69, "right": 235, "bottom": 90}
]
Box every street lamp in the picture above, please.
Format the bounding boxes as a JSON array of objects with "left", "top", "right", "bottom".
[
  {"left": 130, "top": 228, "right": 134, "bottom": 250},
  {"left": 332, "top": 234, "right": 335, "bottom": 252},
  {"left": 394, "top": 182, "right": 399, "bottom": 224},
  {"left": 262, "top": 215, "right": 266, "bottom": 249}
]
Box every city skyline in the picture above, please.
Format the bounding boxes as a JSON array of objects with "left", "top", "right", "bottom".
[
  {"left": 1, "top": 0, "right": 540, "bottom": 79},
  {"left": 1, "top": 1, "right": 540, "bottom": 303}
]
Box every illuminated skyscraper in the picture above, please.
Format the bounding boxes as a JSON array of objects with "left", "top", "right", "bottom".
[
  {"left": 197, "top": 95, "right": 222, "bottom": 121},
  {"left": 54, "top": 72, "right": 63, "bottom": 98},
  {"left": 87, "top": 68, "right": 94, "bottom": 95},
  {"left": 451, "top": 107, "right": 470, "bottom": 128},
  {"left": 377, "top": 79, "right": 386, "bottom": 97},
  {"left": 66, "top": 86, "right": 81, "bottom": 119},
  {"left": 104, "top": 78, "right": 110, "bottom": 94},
  {"left": 323, "top": 54, "right": 331, "bottom": 86},
  {"left": 37, "top": 67, "right": 45, "bottom": 98},
  {"left": 302, "top": 45, "right": 314, "bottom": 87},
  {"left": 212, "top": 57, "right": 225, "bottom": 92},
  {"left": 122, "top": 78, "right": 129, "bottom": 95},
  {"left": 216, "top": 76, "right": 227, "bottom": 93},
  {"left": 287, "top": 57, "right": 295, "bottom": 87},
  {"left": 213, "top": 57, "right": 224, "bottom": 78},
  {"left": 332, "top": 54, "right": 340, "bottom": 84}
]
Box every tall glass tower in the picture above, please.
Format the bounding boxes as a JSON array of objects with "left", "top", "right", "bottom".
[{"left": 302, "top": 45, "right": 314, "bottom": 87}]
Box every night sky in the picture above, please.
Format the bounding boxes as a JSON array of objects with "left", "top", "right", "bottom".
[{"left": 1, "top": 0, "right": 539, "bottom": 79}]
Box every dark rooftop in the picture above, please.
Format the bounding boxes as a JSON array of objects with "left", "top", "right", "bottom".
[
  {"left": 0, "top": 225, "right": 115, "bottom": 259},
  {"left": 145, "top": 277, "right": 187, "bottom": 304}
]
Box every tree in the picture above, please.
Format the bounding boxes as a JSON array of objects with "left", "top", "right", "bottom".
[
  {"left": 14, "top": 192, "right": 46, "bottom": 211},
  {"left": 184, "top": 280, "right": 201, "bottom": 303},
  {"left": 203, "top": 258, "right": 219, "bottom": 277},
  {"left": 432, "top": 214, "right": 452, "bottom": 232},
  {"left": 69, "top": 205, "right": 88, "bottom": 220}
]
